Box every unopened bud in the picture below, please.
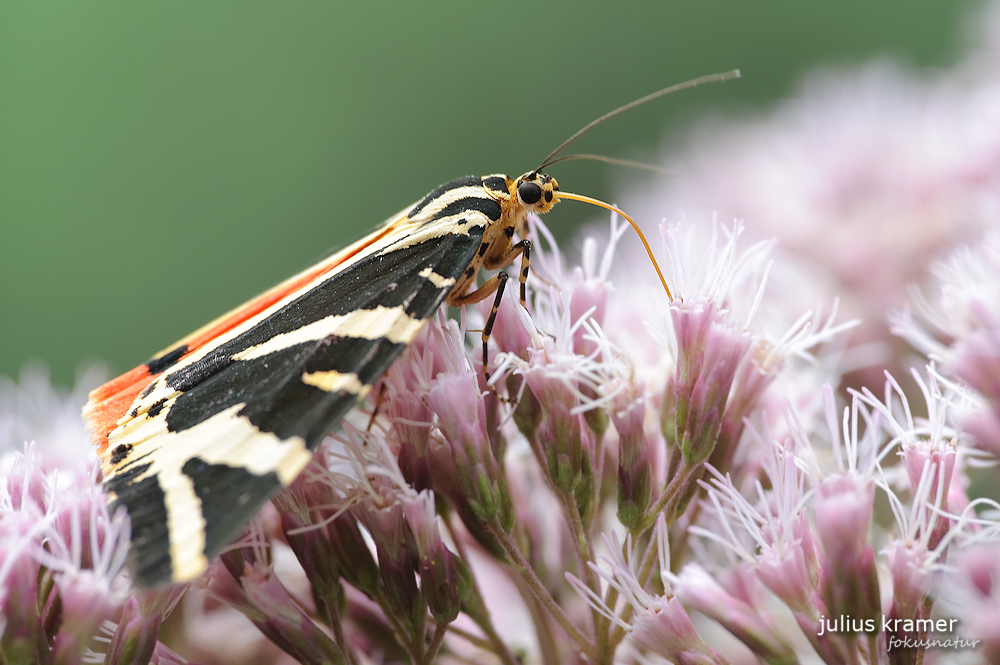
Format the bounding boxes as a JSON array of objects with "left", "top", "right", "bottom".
[{"left": 672, "top": 302, "right": 751, "bottom": 467}]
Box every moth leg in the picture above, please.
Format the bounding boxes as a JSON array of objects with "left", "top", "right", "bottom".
[
  {"left": 448, "top": 270, "right": 506, "bottom": 307},
  {"left": 482, "top": 239, "right": 531, "bottom": 308},
  {"left": 451, "top": 239, "right": 532, "bottom": 399},
  {"left": 449, "top": 271, "right": 508, "bottom": 375},
  {"left": 366, "top": 381, "right": 388, "bottom": 432},
  {"left": 449, "top": 271, "right": 515, "bottom": 400},
  {"left": 480, "top": 273, "right": 509, "bottom": 388}
]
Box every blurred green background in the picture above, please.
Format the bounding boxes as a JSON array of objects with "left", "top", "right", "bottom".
[{"left": 0, "top": 1, "right": 982, "bottom": 385}]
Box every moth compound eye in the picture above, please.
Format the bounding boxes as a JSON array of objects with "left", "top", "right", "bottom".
[{"left": 518, "top": 181, "right": 542, "bottom": 205}]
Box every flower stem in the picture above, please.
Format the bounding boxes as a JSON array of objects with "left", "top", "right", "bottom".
[
  {"left": 647, "top": 462, "right": 705, "bottom": 528},
  {"left": 373, "top": 588, "right": 420, "bottom": 663},
  {"left": 605, "top": 529, "right": 662, "bottom": 652},
  {"left": 517, "top": 581, "right": 563, "bottom": 665},
  {"left": 560, "top": 485, "right": 611, "bottom": 662},
  {"left": 318, "top": 585, "right": 356, "bottom": 665},
  {"left": 486, "top": 521, "right": 598, "bottom": 660},
  {"left": 446, "top": 624, "right": 495, "bottom": 651},
  {"left": 444, "top": 518, "right": 519, "bottom": 665},
  {"left": 417, "top": 623, "right": 449, "bottom": 665}
]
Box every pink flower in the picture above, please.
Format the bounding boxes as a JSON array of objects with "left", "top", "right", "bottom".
[
  {"left": 671, "top": 563, "right": 796, "bottom": 664},
  {"left": 9, "top": 6, "right": 1000, "bottom": 662},
  {"left": 672, "top": 300, "right": 751, "bottom": 466},
  {"left": 892, "top": 232, "right": 1000, "bottom": 454},
  {"left": 568, "top": 524, "right": 725, "bottom": 664}
]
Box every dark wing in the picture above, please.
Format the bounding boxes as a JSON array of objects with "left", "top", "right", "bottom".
[{"left": 95, "top": 183, "right": 497, "bottom": 586}]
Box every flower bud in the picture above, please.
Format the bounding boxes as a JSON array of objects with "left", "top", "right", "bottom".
[
  {"left": 612, "top": 395, "right": 652, "bottom": 530},
  {"left": 104, "top": 596, "right": 161, "bottom": 665},
  {"left": 814, "top": 474, "right": 881, "bottom": 627},
  {"left": 384, "top": 361, "right": 435, "bottom": 490},
  {"left": 882, "top": 543, "right": 935, "bottom": 665},
  {"left": 428, "top": 373, "right": 513, "bottom": 529},
  {"left": 402, "top": 491, "right": 466, "bottom": 624},
  {"left": 711, "top": 340, "right": 777, "bottom": 471},
  {"left": 568, "top": 262, "right": 610, "bottom": 357},
  {"left": 953, "top": 328, "right": 1000, "bottom": 405},
  {"left": 272, "top": 485, "right": 341, "bottom": 620},
  {"left": 674, "top": 564, "right": 797, "bottom": 665},
  {"left": 630, "top": 596, "right": 727, "bottom": 664},
  {"left": 672, "top": 301, "right": 751, "bottom": 467},
  {"left": 899, "top": 442, "right": 956, "bottom": 551},
  {"left": 241, "top": 564, "right": 347, "bottom": 665},
  {"left": 523, "top": 372, "right": 590, "bottom": 498},
  {"left": 754, "top": 515, "right": 820, "bottom": 613},
  {"left": 52, "top": 570, "right": 120, "bottom": 665},
  {"left": 512, "top": 378, "right": 543, "bottom": 437},
  {"left": 0, "top": 523, "right": 42, "bottom": 665},
  {"left": 352, "top": 497, "right": 425, "bottom": 634},
  {"left": 478, "top": 283, "right": 533, "bottom": 362},
  {"left": 326, "top": 511, "right": 380, "bottom": 598}
]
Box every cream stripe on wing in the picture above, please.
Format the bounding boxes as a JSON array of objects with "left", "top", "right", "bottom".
[
  {"left": 418, "top": 266, "right": 457, "bottom": 289},
  {"left": 233, "top": 306, "right": 427, "bottom": 362},
  {"left": 301, "top": 370, "right": 365, "bottom": 394},
  {"left": 115, "top": 215, "right": 430, "bottom": 423},
  {"left": 160, "top": 463, "right": 208, "bottom": 582},
  {"left": 105, "top": 402, "right": 313, "bottom": 582},
  {"left": 107, "top": 403, "right": 313, "bottom": 489},
  {"left": 388, "top": 213, "right": 487, "bottom": 250}
]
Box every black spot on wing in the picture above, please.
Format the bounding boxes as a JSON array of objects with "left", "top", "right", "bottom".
[
  {"left": 148, "top": 398, "right": 167, "bottom": 418},
  {"left": 105, "top": 460, "right": 151, "bottom": 490},
  {"left": 110, "top": 444, "right": 132, "bottom": 464},
  {"left": 146, "top": 346, "right": 187, "bottom": 375},
  {"left": 105, "top": 463, "right": 173, "bottom": 586},
  {"left": 408, "top": 176, "right": 480, "bottom": 218},
  {"left": 482, "top": 176, "right": 508, "bottom": 193},
  {"left": 181, "top": 457, "right": 281, "bottom": 563}
]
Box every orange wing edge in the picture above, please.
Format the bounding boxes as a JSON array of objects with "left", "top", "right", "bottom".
[{"left": 82, "top": 212, "right": 410, "bottom": 462}]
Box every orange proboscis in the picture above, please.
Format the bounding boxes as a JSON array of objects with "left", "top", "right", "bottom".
[{"left": 555, "top": 191, "right": 672, "bottom": 301}]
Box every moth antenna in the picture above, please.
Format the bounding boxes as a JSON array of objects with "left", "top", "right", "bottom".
[
  {"left": 534, "top": 69, "right": 740, "bottom": 174},
  {"left": 541, "top": 153, "right": 673, "bottom": 177},
  {"left": 554, "top": 191, "right": 673, "bottom": 301}
]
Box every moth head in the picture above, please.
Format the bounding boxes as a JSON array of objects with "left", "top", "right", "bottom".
[{"left": 514, "top": 171, "right": 559, "bottom": 214}]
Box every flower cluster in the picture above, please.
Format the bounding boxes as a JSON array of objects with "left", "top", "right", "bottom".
[
  {"left": 0, "top": 368, "right": 189, "bottom": 665},
  {"left": 6, "top": 4, "right": 1000, "bottom": 664}
]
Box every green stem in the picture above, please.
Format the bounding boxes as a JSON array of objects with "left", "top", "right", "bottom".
[
  {"left": 644, "top": 463, "right": 704, "bottom": 529},
  {"left": 446, "top": 624, "right": 497, "bottom": 651},
  {"left": 486, "top": 521, "right": 598, "bottom": 661},
  {"left": 444, "top": 519, "right": 519, "bottom": 665},
  {"left": 417, "top": 623, "right": 449, "bottom": 665},
  {"left": 560, "top": 489, "right": 610, "bottom": 663},
  {"left": 319, "top": 585, "right": 356, "bottom": 665},
  {"left": 515, "top": 578, "right": 563, "bottom": 665},
  {"left": 373, "top": 588, "right": 420, "bottom": 663}
]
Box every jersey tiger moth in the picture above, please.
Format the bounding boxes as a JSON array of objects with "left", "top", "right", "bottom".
[{"left": 83, "top": 72, "right": 737, "bottom": 587}]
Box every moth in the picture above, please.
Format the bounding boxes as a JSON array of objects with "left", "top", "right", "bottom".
[{"left": 84, "top": 72, "right": 735, "bottom": 587}]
